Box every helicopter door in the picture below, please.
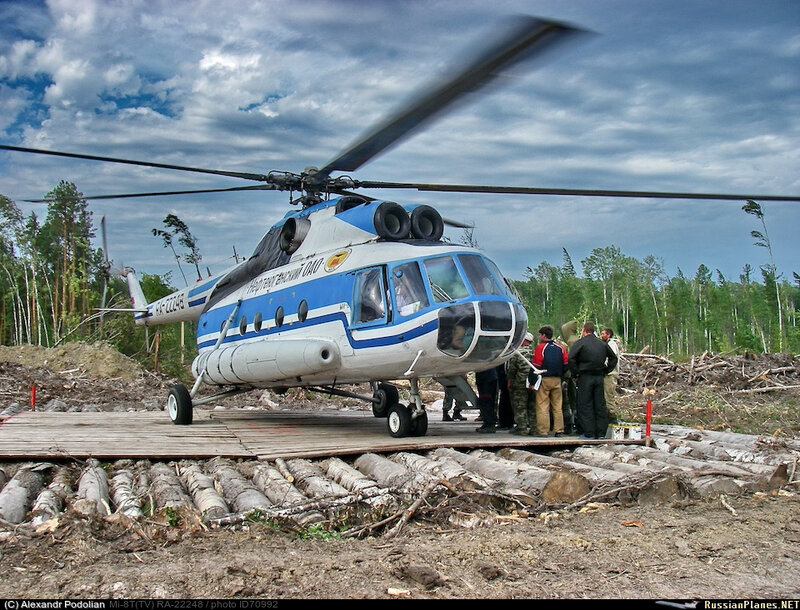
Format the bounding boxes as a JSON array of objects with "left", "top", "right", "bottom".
[{"left": 352, "top": 267, "right": 388, "bottom": 327}]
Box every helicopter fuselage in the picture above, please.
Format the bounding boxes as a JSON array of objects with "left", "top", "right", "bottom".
[{"left": 127, "top": 196, "right": 528, "bottom": 390}]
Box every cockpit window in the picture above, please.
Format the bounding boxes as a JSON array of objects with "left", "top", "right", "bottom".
[
  {"left": 391, "top": 262, "right": 430, "bottom": 317},
  {"left": 458, "top": 254, "right": 504, "bottom": 296},
  {"left": 353, "top": 267, "right": 387, "bottom": 324},
  {"left": 423, "top": 256, "right": 469, "bottom": 303},
  {"left": 483, "top": 258, "right": 519, "bottom": 300}
]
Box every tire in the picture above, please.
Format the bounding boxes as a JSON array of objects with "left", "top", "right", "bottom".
[
  {"left": 167, "top": 384, "right": 193, "bottom": 425},
  {"left": 410, "top": 411, "right": 428, "bottom": 437},
  {"left": 387, "top": 404, "right": 412, "bottom": 438},
  {"left": 372, "top": 383, "right": 399, "bottom": 418}
]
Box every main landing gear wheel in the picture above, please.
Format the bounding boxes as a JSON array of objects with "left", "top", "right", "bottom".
[
  {"left": 167, "top": 384, "right": 193, "bottom": 425},
  {"left": 387, "top": 403, "right": 412, "bottom": 438},
  {"left": 372, "top": 383, "right": 399, "bottom": 418}
]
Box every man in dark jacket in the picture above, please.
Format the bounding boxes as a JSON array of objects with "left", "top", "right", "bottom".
[{"left": 568, "top": 322, "right": 618, "bottom": 440}]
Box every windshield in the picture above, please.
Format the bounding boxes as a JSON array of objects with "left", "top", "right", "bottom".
[
  {"left": 423, "top": 256, "right": 469, "bottom": 303},
  {"left": 458, "top": 254, "right": 504, "bottom": 296}
]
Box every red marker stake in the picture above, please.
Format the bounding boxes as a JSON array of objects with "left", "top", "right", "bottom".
[{"left": 31, "top": 385, "right": 37, "bottom": 409}]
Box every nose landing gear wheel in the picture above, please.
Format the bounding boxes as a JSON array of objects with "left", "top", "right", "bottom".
[
  {"left": 167, "top": 384, "right": 193, "bottom": 425},
  {"left": 387, "top": 403, "right": 412, "bottom": 437},
  {"left": 372, "top": 383, "right": 399, "bottom": 418}
]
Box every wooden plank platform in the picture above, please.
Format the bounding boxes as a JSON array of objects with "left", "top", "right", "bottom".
[
  {"left": 0, "top": 411, "right": 254, "bottom": 459},
  {"left": 0, "top": 409, "right": 642, "bottom": 460}
]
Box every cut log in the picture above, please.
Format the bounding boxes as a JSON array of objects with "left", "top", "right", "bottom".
[
  {"left": 624, "top": 445, "right": 787, "bottom": 490},
  {"left": 206, "top": 457, "right": 272, "bottom": 514},
  {"left": 354, "top": 453, "right": 431, "bottom": 491},
  {"left": 0, "top": 464, "right": 47, "bottom": 523},
  {"left": 252, "top": 464, "right": 324, "bottom": 527},
  {"left": 149, "top": 462, "right": 193, "bottom": 511},
  {"left": 391, "top": 452, "right": 490, "bottom": 491},
  {"left": 318, "top": 457, "right": 395, "bottom": 510},
  {"left": 320, "top": 457, "right": 384, "bottom": 495},
  {"left": 73, "top": 459, "right": 111, "bottom": 516},
  {"left": 651, "top": 425, "right": 800, "bottom": 452},
  {"left": 431, "top": 447, "right": 590, "bottom": 503},
  {"left": 286, "top": 459, "right": 350, "bottom": 499},
  {"left": 652, "top": 436, "right": 793, "bottom": 467},
  {"left": 497, "top": 447, "right": 628, "bottom": 483},
  {"left": 573, "top": 445, "right": 764, "bottom": 497},
  {"left": 109, "top": 468, "right": 143, "bottom": 519},
  {"left": 569, "top": 446, "right": 666, "bottom": 476},
  {"left": 470, "top": 449, "right": 591, "bottom": 503},
  {"left": 179, "top": 462, "right": 229, "bottom": 520},
  {"left": 31, "top": 466, "right": 73, "bottom": 525}
]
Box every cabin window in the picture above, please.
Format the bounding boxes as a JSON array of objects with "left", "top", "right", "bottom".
[
  {"left": 239, "top": 316, "right": 247, "bottom": 336},
  {"left": 297, "top": 300, "right": 309, "bottom": 323},
  {"left": 353, "top": 267, "right": 387, "bottom": 324},
  {"left": 458, "top": 254, "right": 503, "bottom": 296},
  {"left": 275, "top": 306, "right": 284, "bottom": 328},
  {"left": 253, "top": 311, "right": 263, "bottom": 332},
  {"left": 391, "top": 262, "right": 430, "bottom": 317},
  {"left": 423, "top": 256, "right": 469, "bottom": 303}
]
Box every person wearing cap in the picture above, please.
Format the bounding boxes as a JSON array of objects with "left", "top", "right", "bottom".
[
  {"left": 531, "top": 325, "right": 568, "bottom": 437},
  {"left": 506, "top": 331, "right": 535, "bottom": 435}
]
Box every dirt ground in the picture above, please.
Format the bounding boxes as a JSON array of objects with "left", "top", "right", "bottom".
[{"left": 1, "top": 342, "right": 799, "bottom": 599}]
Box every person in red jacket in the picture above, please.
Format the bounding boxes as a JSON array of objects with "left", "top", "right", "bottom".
[{"left": 531, "top": 325, "right": 568, "bottom": 436}]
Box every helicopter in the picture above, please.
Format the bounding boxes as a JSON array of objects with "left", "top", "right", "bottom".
[{"left": 2, "top": 16, "right": 799, "bottom": 438}]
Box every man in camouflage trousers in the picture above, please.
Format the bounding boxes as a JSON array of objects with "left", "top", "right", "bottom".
[{"left": 506, "top": 332, "right": 535, "bottom": 435}]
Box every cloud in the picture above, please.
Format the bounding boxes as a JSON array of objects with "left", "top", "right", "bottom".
[{"left": 0, "top": 0, "right": 798, "bottom": 283}]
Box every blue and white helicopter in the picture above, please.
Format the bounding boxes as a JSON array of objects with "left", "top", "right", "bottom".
[{"left": 4, "top": 17, "right": 798, "bottom": 437}]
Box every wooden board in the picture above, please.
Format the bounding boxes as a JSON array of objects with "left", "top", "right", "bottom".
[
  {"left": 0, "top": 408, "right": 641, "bottom": 460},
  {"left": 0, "top": 411, "right": 254, "bottom": 459}
]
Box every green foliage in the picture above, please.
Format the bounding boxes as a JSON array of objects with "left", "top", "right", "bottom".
[
  {"left": 297, "top": 523, "right": 342, "bottom": 541},
  {"left": 514, "top": 246, "right": 800, "bottom": 357},
  {"left": 165, "top": 506, "right": 181, "bottom": 527}
]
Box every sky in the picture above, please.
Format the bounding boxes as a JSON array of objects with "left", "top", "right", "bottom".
[{"left": 1, "top": 0, "right": 798, "bottom": 288}]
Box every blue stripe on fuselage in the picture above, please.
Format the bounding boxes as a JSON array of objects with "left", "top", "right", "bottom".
[{"left": 197, "top": 310, "right": 438, "bottom": 350}]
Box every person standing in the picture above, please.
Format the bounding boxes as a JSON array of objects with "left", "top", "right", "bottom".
[
  {"left": 559, "top": 320, "right": 580, "bottom": 435},
  {"left": 495, "top": 362, "right": 514, "bottom": 429},
  {"left": 507, "top": 332, "right": 535, "bottom": 435},
  {"left": 474, "top": 367, "right": 498, "bottom": 433},
  {"left": 442, "top": 384, "right": 467, "bottom": 421},
  {"left": 569, "top": 322, "right": 618, "bottom": 440},
  {"left": 600, "top": 327, "right": 622, "bottom": 419},
  {"left": 531, "top": 325, "right": 568, "bottom": 437}
]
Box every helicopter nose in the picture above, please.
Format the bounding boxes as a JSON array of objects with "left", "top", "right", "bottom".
[{"left": 436, "top": 300, "right": 527, "bottom": 362}]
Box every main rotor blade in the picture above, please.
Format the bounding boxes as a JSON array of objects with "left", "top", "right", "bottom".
[
  {"left": 1, "top": 145, "right": 270, "bottom": 182},
  {"left": 23, "top": 184, "right": 276, "bottom": 202},
  {"left": 318, "top": 16, "right": 584, "bottom": 178},
  {"left": 357, "top": 181, "right": 800, "bottom": 202}
]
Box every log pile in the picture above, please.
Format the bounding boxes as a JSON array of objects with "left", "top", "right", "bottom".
[
  {"left": 0, "top": 424, "right": 796, "bottom": 535},
  {"left": 619, "top": 351, "right": 799, "bottom": 394}
]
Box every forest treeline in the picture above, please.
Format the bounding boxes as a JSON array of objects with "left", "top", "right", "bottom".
[{"left": 2, "top": 183, "right": 798, "bottom": 373}]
